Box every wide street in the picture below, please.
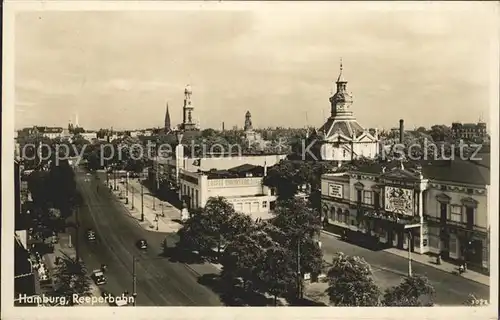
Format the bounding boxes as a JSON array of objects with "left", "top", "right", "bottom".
[
  {"left": 320, "top": 232, "right": 490, "bottom": 305},
  {"left": 74, "top": 167, "right": 221, "bottom": 306}
]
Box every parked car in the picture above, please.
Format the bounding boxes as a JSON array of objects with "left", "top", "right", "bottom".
[
  {"left": 87, "top": 229, "right": 96, "bottom": 242},
  {"left": 92, "top": 269, "right": 107, "bottom": 285},
  {"left": 136, "top": 239, "right": 148, "bottom": 250}
]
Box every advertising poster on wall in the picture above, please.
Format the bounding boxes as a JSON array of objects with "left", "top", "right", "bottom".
[
  {"left": 328, "top": 183, "right": 343, "bottom": 198},
  {"left": 384, "top": 186, "right": 414, "bottom": 216}
]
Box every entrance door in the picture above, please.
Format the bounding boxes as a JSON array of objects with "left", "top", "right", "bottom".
[{"left": 469, "top": 240, "right": 483, "bottom": 266}]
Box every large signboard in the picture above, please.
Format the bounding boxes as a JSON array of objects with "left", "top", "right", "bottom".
[
  {"left": 384, "top": 186, "right": 414, "bottom": 216},
  {"left": 328, "top": 183, "right": 343, "bottom": 199}
]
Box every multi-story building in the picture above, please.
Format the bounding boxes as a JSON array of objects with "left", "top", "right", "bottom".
[
  {"left": 78, "top": 132, "right": 97, "bottom": 141},
  {"left": 14, "top": 161, "right": 40, "bottom": 305},
  {"left": 321, "top": 158, "right": 490, "bottom": 272},
  {"left": 178, "top": 164, "right": 276, "bottom": 220},
  {"left": 33, "top": 126, "right": 65, "bottom": 139},
  {"left": 451, "top": 122, "right": 487, "bottom": 140}
]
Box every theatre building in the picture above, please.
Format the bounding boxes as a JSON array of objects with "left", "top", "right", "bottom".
[{"left": 321, "top": 159, "right": 490, "bottom": 272}]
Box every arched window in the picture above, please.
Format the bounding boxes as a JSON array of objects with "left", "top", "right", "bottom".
[
  {"left": 330, "top": 206, "right": 336, "bottom": 221},
  {"left": 344, "top": 209, "right": 351, "bottom": 225},
  {"left": 337, "top": 208, "right": 343, "bottom": 223},
  {"left": 322, "top": 205, "right": 329, "bottom": 222}
]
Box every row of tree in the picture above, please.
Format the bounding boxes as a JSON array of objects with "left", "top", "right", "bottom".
[
  {"left": 176, "top": 197, "right": 323, "bottom": 305},
  {"left": 176, "top": 196, "right": 439, "bottom": 306},
  {"left": 326, "top": 253, "right": 436, "bottom": 306}
]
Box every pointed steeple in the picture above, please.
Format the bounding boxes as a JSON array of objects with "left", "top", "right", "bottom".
[
  {"left": 337, "top": 58, "right": 346, "bottom": 83},
  {"left": 164, "top": 102, "right": 171, "bottom": 132}
]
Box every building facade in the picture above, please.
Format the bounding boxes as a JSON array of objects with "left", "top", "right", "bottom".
[
  {"left": 178, "top": 164, "right": 276, "bottom": 220},
  {"left": 317, "top": 61, "right": 379, "bottom": 161},
  {"left": 321, "top": 159, "right": 490, "bottom": 272},
  {"left": 451, "top": 122, "right": 487, "bottom": 140}
]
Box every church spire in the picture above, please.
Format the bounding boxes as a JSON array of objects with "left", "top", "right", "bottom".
[
  {"left": 336, "top": 58, "right": 346, "bottom": 83},
  {"left": 164, "top": 102, "right": 171, "bottom": 132}
]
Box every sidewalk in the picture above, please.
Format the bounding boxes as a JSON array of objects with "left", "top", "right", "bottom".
[
  {"left": 383, "top": 247, "right": 490, "bottom": 286},
  {"left": 108, "top": 178, "right": 182, "bottom": 233},
  {"left": 42, "top": 233, "right": 108, "bottom": 306},
  {"left": 321, "top": 230, "right": 490, "bottom": 286}
]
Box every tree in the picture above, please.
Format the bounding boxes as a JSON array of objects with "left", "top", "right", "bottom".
[
  {"left": 220, "top": 221, "right": 284, "bottom": 292},
  {"left": 272, "top": 198, "right": 320, "bottom": 241},
  {"left": 383, "top": 275, "right": 435, "bottom": 306},
  {"left": 255, "top": 245, "right": 296, "bottom": 306},
  {"left": 271, "top": 198, "right": 323, "bottom": 287},
  {"left": 52, "top": 254, "right": 92, "bottom": 305},
  {"left": 47, "top": 159, "right": 78, "bottom": 218},
  {"left": 177, "top": 197, "right": 252, "bottom": 259},
  {"left": 429, "top": 125, "right": 452, "bottom": 142},
  {"left": 326, "top": 253, "right": 381, "bottom": 306}
]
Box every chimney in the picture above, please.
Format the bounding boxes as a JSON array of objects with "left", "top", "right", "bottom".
[
  {"left": 222, "top": 122, "right": 225, "bottom": 131},
  {"left": 399, "top": 119, "right": 404, "bottom": 144}
]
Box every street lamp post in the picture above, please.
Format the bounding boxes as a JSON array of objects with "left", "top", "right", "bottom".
[
  {"left": 125, "top": 172, "right": 129, "bottom": 204},
  {"left": 113, "top": 169, "right": 117, "bottom": 191},
  {"left": 132, "top": 256, "right": 137, "bottom": 306},
  {"left": 152, "top": 192, "right": 156, "bottom": 211},
  {"left": 161, "top": 202, "right": 164, "bottom": 217},
  {"left": 155, "top": 214, "right": 159, "bottom": 230},
  {"left": 404, "top": 223, "right": 420, "bottom": 277},
  {"left": 131, "top": 185, "right": 135, "bottom": 210},
  {"left": 297, "top": 235, "right": 301, "bottom": 299},
  {"left": 140, "top": 175, "right": 144, "bottom": 222},
  {"left": 407, "top": 232, "right": 413, "bottom": 277},
  {"left": 75, "top": 206, "right": 80, "bottom": 262}
]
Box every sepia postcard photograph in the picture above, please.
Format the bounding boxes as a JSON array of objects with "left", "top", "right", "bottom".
[{"left": 2, "top": 1, "right": 499, "bottom": 319}]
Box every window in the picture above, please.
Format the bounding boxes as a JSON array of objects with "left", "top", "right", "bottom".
[
  {"left": 467, "top": 188, "right": 474, "bottom": 195},
  {"left": 440, "top": 203, "right": 447, "bottom": 221},
  {"left": 465, "top": 207, "right": 474, "bottom": 226},
  {"left": 357, "top": 190, "right": 362, "bottom": 203},
  {"left": 374, "top": 192, "right": 380, "bottom": 209},
  {"left": 363, "top": 191, "right": 373, "bottom": 205},
  {"left": 262, "top": 201, "right": 267, "bottom": 208},
  {"left": 450, "top": 205, "right": 462, "bottom": 223},
  {"left": 440, "top": 185, "right": 447, "bottom": 191}
]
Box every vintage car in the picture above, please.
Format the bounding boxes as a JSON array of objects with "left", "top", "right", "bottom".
[
  {"left": 92, "top": 269, "right": 107, "bottom": 285},
  {"left": 136, "top": 239, "right": 148, "bottom": 250},
  {"left": 87, "top": 229, "right": 96, "bottom": 242}
]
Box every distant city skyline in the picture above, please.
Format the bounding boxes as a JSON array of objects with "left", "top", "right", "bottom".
[{"left": 14, "top": 2, "right": 497, "bottom": 131}]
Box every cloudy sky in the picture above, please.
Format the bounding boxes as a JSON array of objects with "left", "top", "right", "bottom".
[{"left": 13, "top": 2, "right": 498, "bottom": 131}]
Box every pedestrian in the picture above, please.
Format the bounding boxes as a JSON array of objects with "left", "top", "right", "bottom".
[{"left": 458, "top": 264, "right": 465, "bottom": 274}]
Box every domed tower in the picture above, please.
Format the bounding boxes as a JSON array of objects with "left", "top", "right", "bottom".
[
  {"left": 244, "top": 110, "right": 253, "bottom": 132},
  {"left": 180, "top": 84, "right": 198, "bottom": 131},
  {"left": 317, "top": 58, "right": 380, "bottom": 161},
  {"left": 329, "top": 59, "right": 354, "bottom": 120}
]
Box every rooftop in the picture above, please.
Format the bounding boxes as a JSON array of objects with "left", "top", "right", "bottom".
[
  {"left": 346, "top": 158, "right": 490, "bottom": 186},
  {"left": 204, "top": 164, "right": 265, "bottom": 179}
]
